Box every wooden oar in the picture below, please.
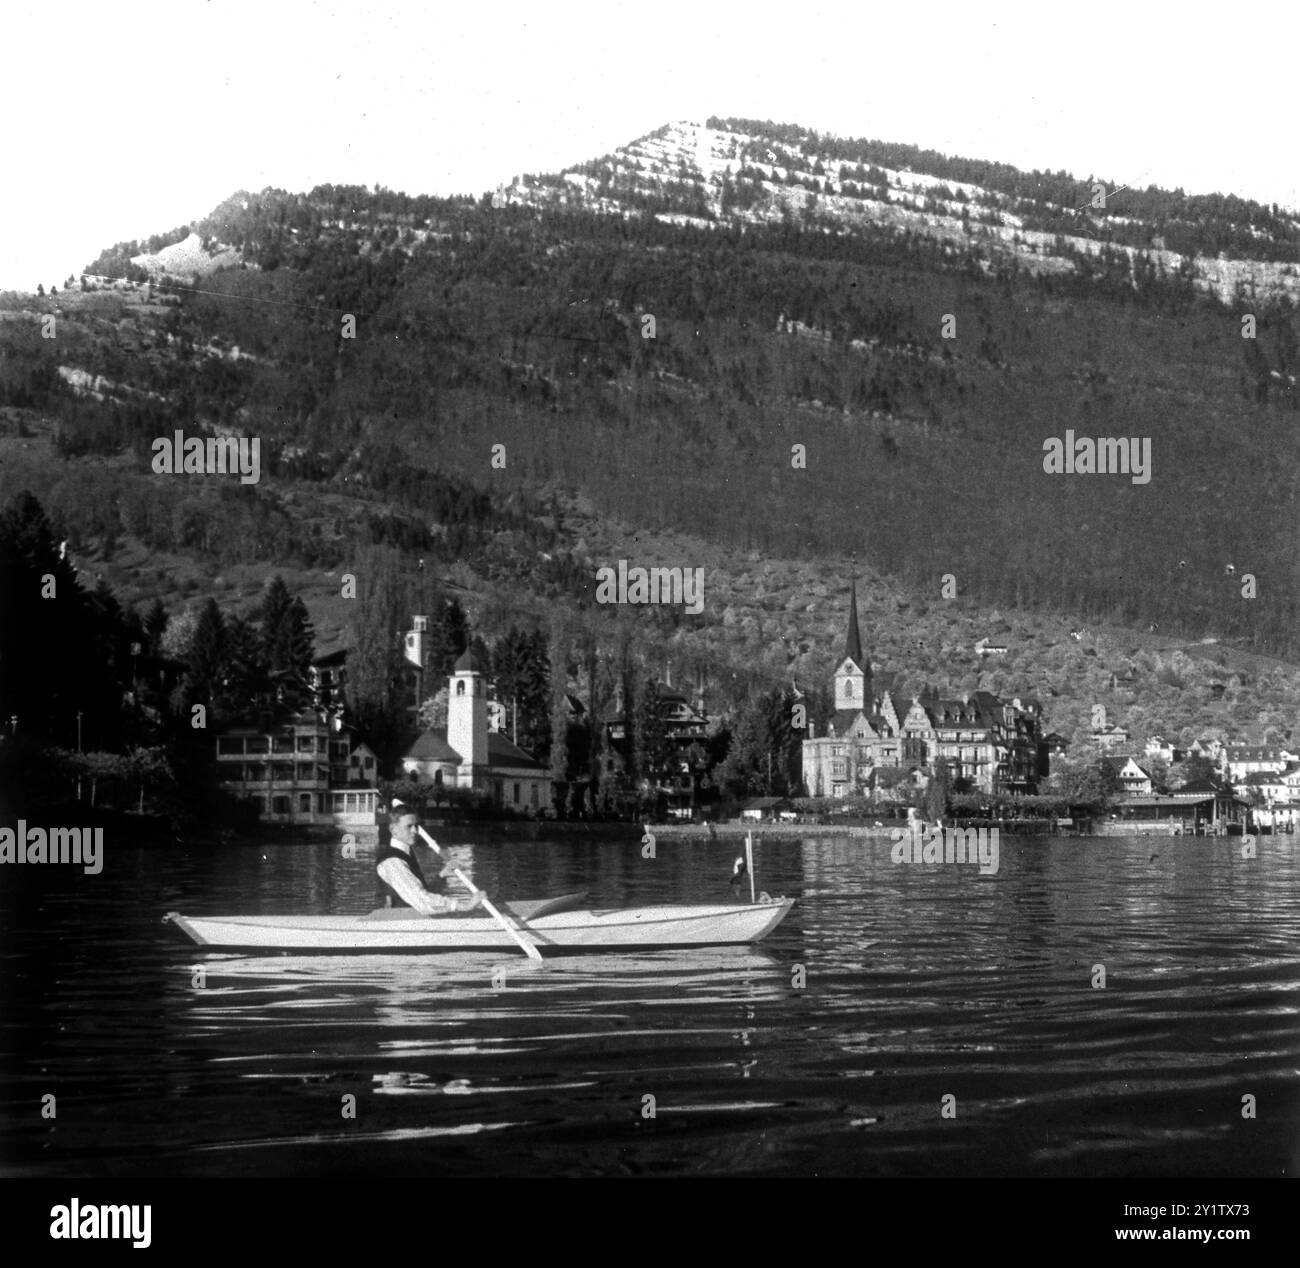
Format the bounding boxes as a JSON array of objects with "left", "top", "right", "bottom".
[{"left": 414, "top": 825, "right": 544, "bottom": 963}]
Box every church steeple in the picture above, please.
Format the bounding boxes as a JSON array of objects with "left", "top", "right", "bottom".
[
  {"left": 833, "top": 572, "right": 870, "bottom": 713},
  {"left": 844, "top": 575, "right": 863, "bottom": 669}
]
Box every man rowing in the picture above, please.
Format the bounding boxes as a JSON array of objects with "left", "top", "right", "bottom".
[{"left": 377, "top": 805, "right": 486, "bottom": 915}]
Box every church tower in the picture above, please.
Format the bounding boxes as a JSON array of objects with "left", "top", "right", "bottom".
[
  {"left": 448, "top": 647, "right": 488, "bottom": 786},
  {"left": 832, "top": 576, "right": 871, "bottom": 712}
]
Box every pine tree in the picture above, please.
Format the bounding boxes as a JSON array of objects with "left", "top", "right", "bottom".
[
  {"left": 347, "top": 553, "right": 410, "bottom": 773},
  {"left": 548, "top": 617, "right": 571, "bottom": 813},
  {"left": 187, "top": 598, "right": 226, "bottom": 709},
  {"left": 143, "top": 597, "right": 168, "bottom": 655}
]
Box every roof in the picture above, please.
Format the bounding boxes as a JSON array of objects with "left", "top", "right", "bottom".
[
  {"left": 454, "top": 647, "right": 484, "bottom": 673},
  {"left": 1119, "top": 795, "right": 1213, "bottom": 807},
  {"left": 405, "top": 728, "right": 462, "bottom": 763},
  {"left": 844, "top": 578, "right": 864, "bottom": 669},
  {"left": 741, "top": 797, "right": 791, "bottom": 810},
  {"left": 487, "top": 732, "right": 546, "bottom": 772},
  {"left": 831, "top": 708, "right": 868, "bottom": 735}
]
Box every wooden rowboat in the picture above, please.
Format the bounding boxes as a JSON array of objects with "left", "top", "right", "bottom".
[{"left": 164, "top": 894, "right": 794, "bottom": 954}]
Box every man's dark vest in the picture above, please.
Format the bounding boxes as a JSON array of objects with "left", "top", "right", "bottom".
[{"left": 375, "top": 841, "right": 443, "bottom": 908}]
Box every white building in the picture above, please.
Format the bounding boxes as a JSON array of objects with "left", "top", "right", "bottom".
[{"left": 401, "top": 648, "right": 552, "bottom": 814}]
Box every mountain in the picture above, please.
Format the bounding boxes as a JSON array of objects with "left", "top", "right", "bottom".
[{"left": 3, "top": 117, "right": 1300, "bottom": 751}]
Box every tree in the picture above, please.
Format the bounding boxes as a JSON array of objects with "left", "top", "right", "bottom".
[
  {"left": 548, "top": 616, "right": 572, "bottom": 814},
  {"left": 161, "top": 607, "right": 200, "bottom": 661},
  {"left": 417, "top": 686, "right": 448, "bottom": 732},
  {"left": 220, "top": 614, "right": 269, "bottom": 719},
  {"left": 1170, "top": 753, "right": 1218, "bottom": 788},
  {"left": 143, "top": 597, "right": 168, "bottom": 655},
  {"left": 347, "top": 552, "right": 411, "bottom": 772},
  {"left": 925, "top": 756, "right": 952, "bottom": 821},
  {"left": 715, "top": 700, "right": 769, "bottom": 797},
  {"left": 492, "top": 626, "right": 549, "bottom": 760},
  {"left": 186, "top": 597, "right": 226, "bottom": 708},
  {"left": 633, "top": 677, "right": 670, "bottom": 789}
]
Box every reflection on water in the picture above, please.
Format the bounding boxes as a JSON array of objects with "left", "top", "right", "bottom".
[{"left": 1, "top": 833, "right": 1298, "bottom": 1177}]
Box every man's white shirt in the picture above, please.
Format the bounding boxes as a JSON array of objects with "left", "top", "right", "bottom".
[{"left": 378, "top": 851, "right": 458, "bottom": 915}]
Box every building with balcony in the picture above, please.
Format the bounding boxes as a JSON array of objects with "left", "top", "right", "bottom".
[{"left": 215, "top": 708, "right": 379, "bottom": 832}]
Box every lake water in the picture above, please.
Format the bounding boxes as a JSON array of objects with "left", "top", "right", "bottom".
[{"left": 2, "top": 832, "right": 1297, "bottom": 1178}]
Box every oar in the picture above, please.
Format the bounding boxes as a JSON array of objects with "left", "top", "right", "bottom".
[{"left": 414, "top": 825, "right": 544, "bottom": 962}]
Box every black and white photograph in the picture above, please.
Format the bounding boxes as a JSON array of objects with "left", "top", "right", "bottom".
[{"left": 1, "top": 0, "right": 1296, "bottom": 1244}]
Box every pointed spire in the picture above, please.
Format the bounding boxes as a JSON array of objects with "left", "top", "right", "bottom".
[{"left": 844, "top": 573, "right": 863, "bottom": 669}]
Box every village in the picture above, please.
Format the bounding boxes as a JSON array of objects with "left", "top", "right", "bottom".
[{"left": 206, "top": 578, "right": 1278, "bottom": 840}]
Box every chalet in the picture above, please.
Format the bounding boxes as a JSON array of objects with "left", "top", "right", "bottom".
[
  {"left": 603, "top": 682, "right": 711, "bottom": 814},
  {"left": 1043, "top": 732, "right": 1071, "bottom": 757},
  {"left": 1091, "top": 724, "right": 1131, "bottom": 752},
  {"left": 1115, "top": 756, "right": 1154, "bottom": 796},
  {"left": 401, "top": 649, "right": 551, "bottom": 814}
]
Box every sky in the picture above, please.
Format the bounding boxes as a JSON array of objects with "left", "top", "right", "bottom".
[{"left": 3, "top": 0, "right": 1298, "bottom": 292}]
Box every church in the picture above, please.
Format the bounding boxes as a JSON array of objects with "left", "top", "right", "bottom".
[
  {"left": 400, "top": 628, "right": 552, "bottom": 814},
  {"left": 801, "top": 580, "right": 1045, "bottom": 799}
]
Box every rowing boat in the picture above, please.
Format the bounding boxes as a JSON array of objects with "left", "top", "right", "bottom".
[{"left": 164, "top": 894, "right": 794, "bottom": 954}]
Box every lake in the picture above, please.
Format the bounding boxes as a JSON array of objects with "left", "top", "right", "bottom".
[{"left": 1, "top": 832, "right": 1297, "bottom": 1178}]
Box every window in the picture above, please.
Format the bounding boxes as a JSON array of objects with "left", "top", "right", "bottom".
[
  {"left": 456, "top": 682, "right": 465, "bottom": 696},
  {"left": 217, "top": 737, "right": 243, "bottom": 755},
  {"left": 513, "top": 783, "right": 521, "bottom": 803},
  {"left": 273, "top": 733, "right": 293, "bottom": 754},
  {"left": 272, "top": 796, "right": 290, "bottom": 815},
  {"left": 297, "top": 734, "right": 315, "bottom": 752},
  {"left": 299, "top": 793, "right": 312, "bottom": 814},
  {"left": 246, "top": 763, "right": 266, "bottom": 783},
  {"left": 246, "top": 737, "right": 269, "bottom": 755}
]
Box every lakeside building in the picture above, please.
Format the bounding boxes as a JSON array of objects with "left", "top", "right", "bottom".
[
  {"left": 603, "top": 679, "right": 711, "bottom": 816},
  {"left": 801, "top": 579, "right": 1046, "bottom": 799},
  {"left": 1229, "top": 762, "right": 1300, "bottom": 831},
  {"left": 1221, "top": 745, "right": 1298, "bottom": 782},
  {"left": 1111, "top": 787, "right": 1249, "bottom": 833},
  {"left": 1114, "top": 756, "right": 1154, "bottom": 796},
  {"left": 401, "top": 648, "right": 551, "bottom": 814},
  {"left": 214, "top": 708, "right": 379, "bottom": 831}
]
